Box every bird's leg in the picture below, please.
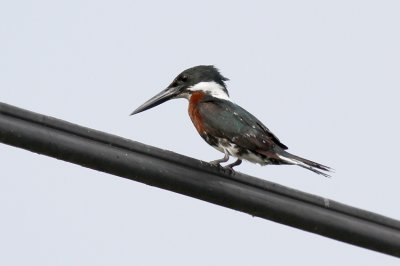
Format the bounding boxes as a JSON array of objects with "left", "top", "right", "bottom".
[
  {"left": 209, "top": 149, "right": 229, "bottom": 167},
  {"left": 225, "top": 158, "right": 242, "bottom": 170}
]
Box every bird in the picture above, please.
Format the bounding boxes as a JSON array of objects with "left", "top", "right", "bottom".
[{"left": 131, "top": 65, "right": 331, "bottom": 177}]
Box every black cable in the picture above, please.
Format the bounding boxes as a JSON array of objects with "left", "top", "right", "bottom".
[{"left": 1, "top": 102, "right": 399, "bottom": 257}]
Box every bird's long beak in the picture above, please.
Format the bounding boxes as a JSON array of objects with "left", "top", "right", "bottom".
[{"left": 130, "top": 85, "right": 183, "bottom": 115}]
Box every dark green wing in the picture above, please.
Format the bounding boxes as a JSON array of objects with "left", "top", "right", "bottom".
[{"left": 197, "top": 98, "right": 288, "bottom": 150}]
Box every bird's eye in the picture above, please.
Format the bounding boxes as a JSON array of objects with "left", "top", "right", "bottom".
[{"left": 179, "top": 75, "right": 188, "bottom": 82}]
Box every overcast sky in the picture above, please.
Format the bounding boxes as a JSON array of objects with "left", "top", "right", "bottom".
[{"left": 1, "top": 1, "right": 400, "bottom": 265}]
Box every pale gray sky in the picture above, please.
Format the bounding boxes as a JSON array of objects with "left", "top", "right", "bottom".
[{"left": 1, "top": 1, "right": 400, "bottom": 265}]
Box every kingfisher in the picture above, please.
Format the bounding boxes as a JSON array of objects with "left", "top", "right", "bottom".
[{"left": 131, "top": 65, "right": 331, "bottom": 177}]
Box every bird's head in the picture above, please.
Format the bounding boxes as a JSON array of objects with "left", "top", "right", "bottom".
[{"left": 131, "top": 65, "right": 229, "bottom": 115}]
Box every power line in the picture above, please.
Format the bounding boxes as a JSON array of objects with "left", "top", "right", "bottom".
[{"left": 1, "top": 102, "right": 400, "bottom": 257}]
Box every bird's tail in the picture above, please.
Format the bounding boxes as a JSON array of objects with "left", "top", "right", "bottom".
[{"left": 276, "top": 150, "right": 332, "bottom": 178}]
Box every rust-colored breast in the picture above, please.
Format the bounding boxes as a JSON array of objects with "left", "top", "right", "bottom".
[{"left": 188, "top": 91, "right": 207, "bottom": 134}]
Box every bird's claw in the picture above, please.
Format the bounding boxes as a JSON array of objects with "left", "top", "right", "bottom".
[
  {"left": 209, "top": 161, "right": 224, "bottom": 169},
  {"left": 209, "top": 161, "right": 235, "bottom": 175},
  {"left": 210, "top": 161, "right": 221, "bottom": 166},
  {"left": 223, "top": 166, "right": 236, "bottom": 175}
]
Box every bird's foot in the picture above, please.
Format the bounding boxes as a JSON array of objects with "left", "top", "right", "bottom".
[
  {"left": 209, "top": 161, "right": 226, "bottom": 172},
  {"left": 209, "top": 158, "right": 242, "bottom": 176},
  {"left": 223, "top": 159, "right": 242, "bottom": 175},
  {"left": 223, "top": 165, "right": 236, "bottom": 175},
  {"left": 209, "top": 160, "right": 223, "bottom": 167},
  {"left": 209, "top": 153, "right": 229, "bottom": 165},
  {"left": 224, "top": 159, "right": 242, "bottom": 175},
  {"left": 208, "top": 164, "right": 236, "bottom": 176},
  {"left": 209, "top": 152, "right": 229, "bottom": 168},
  {"left": 209, "top": 160, "right": 230, "bottom": 173},
  {"left": 209, "top": 162, "right": 221, "bottom": 169}
]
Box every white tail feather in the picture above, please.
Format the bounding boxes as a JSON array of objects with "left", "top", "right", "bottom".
[{"left": 277, "top": 154, "right": 331, "bottom": 178}]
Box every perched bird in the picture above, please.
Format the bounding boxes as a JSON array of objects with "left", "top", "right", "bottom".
[{"left": 131, "top": 65, "right": 331, "bottom": 177}]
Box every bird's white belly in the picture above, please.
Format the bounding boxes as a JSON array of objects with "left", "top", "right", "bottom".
[
  {"left": 214, "top": 138, "right": 268, "bottom": 165},
  {"left": 239, "top": 151, "right": 268, "bottom": 165}
]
